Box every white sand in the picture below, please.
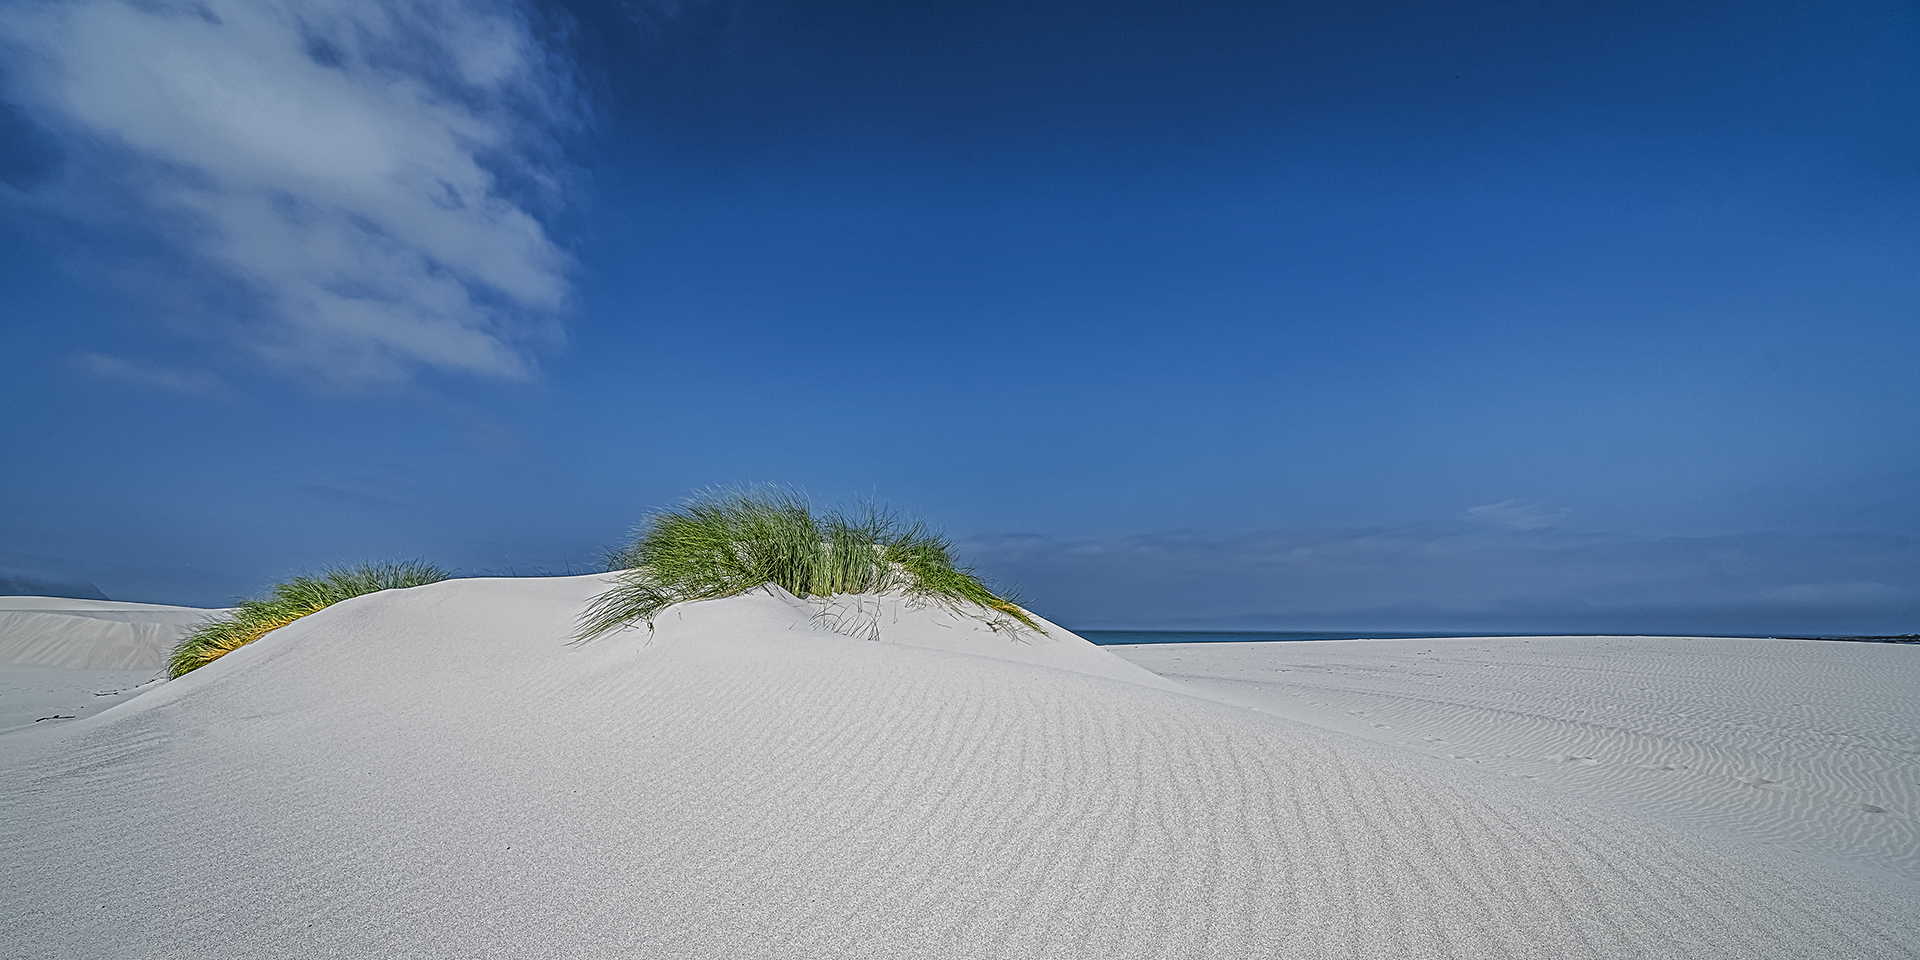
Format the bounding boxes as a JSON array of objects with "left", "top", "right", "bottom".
[
  {"left": 0, "top": 597, "right": 217, "bottom": 731},
  {"left": 0, "top": 667, "right": 168, "bottom": 733},
  {"left": 2, "top": 577, "right": 1916, "bottom": 958},
  {"left": 1109, "top": 637, "right": 1920, "bottom": 884},
  {"left": 0, "top": 596, "right": 219, "bottom": 669}
]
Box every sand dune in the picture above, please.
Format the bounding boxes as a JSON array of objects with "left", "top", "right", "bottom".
[
  {"left": 0, "top": 596, "right": 218, "bottom": 670},
  {"left": 1111, "top": 637, "right": 1920, "bottom": 884},
  {"left": 0, "top": 597, "right": 218, "bottom": 732},
  {"left": 2, "top": 578, "right": 1916, "bottom": 958}
]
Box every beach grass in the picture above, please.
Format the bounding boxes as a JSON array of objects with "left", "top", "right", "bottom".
[
  {"left": 168, "top": 561, "right": 449, "bottom": 678},
  {"left": 577, "top": 488, "right": 1039, "bottom": 640}
]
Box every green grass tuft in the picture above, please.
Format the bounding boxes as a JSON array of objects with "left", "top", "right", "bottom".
[
  {"left": 168, "top": 560, "right": 449, "bottom": 678},
  {"left": 578, "top": 488, "right": 1040, "bottom": 640}
]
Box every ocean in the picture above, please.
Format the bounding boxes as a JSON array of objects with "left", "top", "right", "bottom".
[{"left": 1077, "top": 630, "right": 1461, "bottom": 645}]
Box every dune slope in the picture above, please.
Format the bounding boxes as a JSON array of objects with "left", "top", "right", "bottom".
[
  {"left": 2, "top": 577, "right": 1915, "bottom": 959},
  {"left": 0, "top": 597, "right": 218, "bottom": 670}
]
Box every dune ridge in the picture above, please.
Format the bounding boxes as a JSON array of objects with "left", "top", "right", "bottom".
[{"left": 2, "top": 577, "right": 1916, "bottom": 958}]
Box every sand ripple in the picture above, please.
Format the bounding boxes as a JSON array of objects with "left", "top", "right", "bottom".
[{"left": 1114, "top": 636, "right": 1920, "bottom": 883}]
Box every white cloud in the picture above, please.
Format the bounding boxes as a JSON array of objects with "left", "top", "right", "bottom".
[
  {"left": 73, "top": 351, "right": 230, "bottom": 397},
  {"left": 1466, "top": 499, "right": 1569, "bottom": 531},
  {"left": 1, "top": 0, "right": 576, "bottom": 385}
]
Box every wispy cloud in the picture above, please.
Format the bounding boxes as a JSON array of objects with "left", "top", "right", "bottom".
[
  {"left": 1466, "top": 499, "right": 1569, "bottom": 531},
  {"left": 73, "top": 351, "right": 229, "bottom": 397},
  {"left": 619, "top": 0, "right": 707, "bottom": 36},
  {"left": 1, "top": 0, "right": 577, "bottom": 386}
]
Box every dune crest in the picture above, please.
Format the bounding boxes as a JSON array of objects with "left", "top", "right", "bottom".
[{"left": 650, "top": 583, "right": 1188, "bottom": 694}]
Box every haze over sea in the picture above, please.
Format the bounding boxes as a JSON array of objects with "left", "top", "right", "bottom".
[{"left": 1083, "top": 630, "right": 1453, "bottom": 645}]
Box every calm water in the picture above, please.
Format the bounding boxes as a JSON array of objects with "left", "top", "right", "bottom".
[{"left": 1077, "top": 630, "right": 1471, "bottom": 646}]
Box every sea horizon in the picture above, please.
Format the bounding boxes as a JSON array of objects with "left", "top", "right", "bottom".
[{"left": 1078, "top": 629, "right": 1503, "bottom": 645}]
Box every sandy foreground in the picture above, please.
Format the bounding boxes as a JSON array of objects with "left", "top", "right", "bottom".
[{"left": 1, "top": 577, "right": 1916, "bottom": 959}]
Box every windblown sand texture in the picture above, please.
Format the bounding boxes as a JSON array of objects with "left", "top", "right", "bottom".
[
  {"left": 0, "top": 597, "right": 215, "bottom": 670},
  {"left": 1111, "top": 637, "right": 1920, "bottom": 884},
  {"left": 2, "top": 577, "right": 1916, "bottom": 958}
]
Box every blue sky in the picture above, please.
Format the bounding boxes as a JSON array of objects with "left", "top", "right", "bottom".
[{"left": 2, "top": 0, "right": 1916, "bottom": 634}]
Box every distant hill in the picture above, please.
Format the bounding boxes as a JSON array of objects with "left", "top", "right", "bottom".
[{"left": 0, "top": 573, "right": 109, "bottom": 601}]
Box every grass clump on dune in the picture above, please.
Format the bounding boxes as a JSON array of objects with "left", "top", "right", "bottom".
[
  {"left": 168, "top": 561, "right": 449, "bottom": 678},
  {"left": 577, "top": 488, "right": 1040, "bottom": 640}
]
